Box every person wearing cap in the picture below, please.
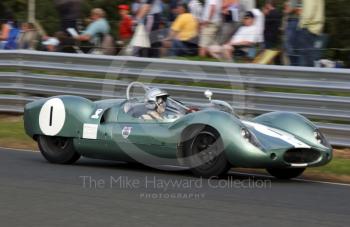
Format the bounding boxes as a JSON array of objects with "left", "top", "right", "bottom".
[
  {"left": 42, "top": 37, "right": 60, "bottom": 52},
  {"left": 208, "top": 11, "right": 258, "bottom": 61},
  {"left": 118, "top": 5, "right": 133, "bottom": 42}
]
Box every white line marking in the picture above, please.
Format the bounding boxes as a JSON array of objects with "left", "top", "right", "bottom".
[{"left": 0, "top": 147, "right": 38, "bottom": 152}]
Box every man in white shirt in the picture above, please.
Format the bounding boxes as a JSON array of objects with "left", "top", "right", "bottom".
[
  {"left": 208, "top": 11, "right": 257, "bottom": 61},
  {"left": 199, "top": 0, "right": 222, "bottom": 57}
]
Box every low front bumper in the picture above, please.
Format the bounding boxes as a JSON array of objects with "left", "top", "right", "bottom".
[{"left": 225, "top": 143, "right": 333, "bottom": 169}]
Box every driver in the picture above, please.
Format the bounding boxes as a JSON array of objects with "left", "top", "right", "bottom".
[{"left": 141, "top": 88, "right": 169, "bottom": 120}]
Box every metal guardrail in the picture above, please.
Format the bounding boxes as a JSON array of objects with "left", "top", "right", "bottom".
[{"left": 0, "top": 50, "right": 349, "bottom": 147}]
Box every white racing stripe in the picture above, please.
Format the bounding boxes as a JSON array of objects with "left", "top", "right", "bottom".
[{"left": 243, "top": 121, "right": 311, "bottom": 149}]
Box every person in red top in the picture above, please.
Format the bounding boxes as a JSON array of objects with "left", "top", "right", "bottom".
[{"left": 118, "top": 4, "right": 133, "bottom": 42}]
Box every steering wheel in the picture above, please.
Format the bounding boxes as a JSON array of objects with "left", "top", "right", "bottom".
[{"left": 126, "top": 82, "right": 150, "bottom": 100}]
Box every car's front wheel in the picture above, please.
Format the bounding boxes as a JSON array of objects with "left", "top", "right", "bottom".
[
  {"left": 266, "top": 168, "right": 305, "bottom": 180},
  {"left": 38, "top": 136, "right": 80, "bottom": 164},
  {"left": 184, "top": 127, "right": 231, "bottom": 177}
]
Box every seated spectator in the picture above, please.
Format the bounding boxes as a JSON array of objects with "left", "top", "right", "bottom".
[
  {"left": 42, "top": 36, "right": 60, "bottom": 52},
  {"left": 0, "top": 20, "right": 20, "bottom": 50},
  {"left": 18, "top": 22, "right": 39, "bottom": 50},
  {"left": 117, "top": 4, "right": 133, "bottom": 43},
  {"left": 55, "top": 31, "right": 78, "bottom": 53},
  {"left": 74, "top": 8, "right": 110, "bottom": 53},
  {"left": 208, "top": 11, "right": 258, "bottom": 61},
  {"left": 162, "top": 3, "right": 199, "bottom": 56},
  {"left": 263, "top": 0, "right": 282, "bottom": 49}
]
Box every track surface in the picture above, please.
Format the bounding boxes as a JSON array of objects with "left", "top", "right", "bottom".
[{"left": 0, "top": 148, "right": 349, "bottom": 227}]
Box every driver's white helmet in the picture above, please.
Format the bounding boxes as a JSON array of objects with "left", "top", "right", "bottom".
[{"left": 145, "top": 88, "right": 168, "bottom": 110}]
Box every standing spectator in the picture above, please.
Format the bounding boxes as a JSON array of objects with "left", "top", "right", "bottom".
[
  {"left": 168, "top": 0, "right": 180, "bottom": 22},
  {"left": 251, "top": 8, "right": 265, "bottom": 44},
  {"left": 162, "top": 3, "right": 199, "bottom": 56},
  {"left": 263, "top": 0, "right": 282, "bottom": 49},
  {"left": 188, "top": 0, "right": 203, "bottom": 21},
  {"left": 54, "top": 0, "right": 82, "bottom": 32},
  {"left": 297, "top": 0, "right": 325, "bottom": 66},
  {"left": 74, "top": 8, "right": 110, "bottom": 53},
  {"left": 18, "top": 22, "right": 39, "bottom": 50},
  {"left": 199, "top": 0, "right": 222, "bottom": 57},
  {"left": 118, "top": 5, "right": 133, "bottom": 42},
  {"left": 216, "top": 0, "right": 242, "bottom": 45},
  {"left": 131, "top": 0, "right": 142, "bottom": 16},
  {"left": 283, "top": 0, "right": 301, "bottom": 65},
  {"left": 134, "top": 0, "right": 163, "bottom": 57}
]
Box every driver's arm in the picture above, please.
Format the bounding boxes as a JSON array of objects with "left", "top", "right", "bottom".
[{"left": 140, "top": 114, "right": 153, "bottom": 120}]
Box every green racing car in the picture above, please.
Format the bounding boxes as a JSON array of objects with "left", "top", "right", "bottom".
[{"left": 24, "top": 82, "right": 333, "bottom": 179}]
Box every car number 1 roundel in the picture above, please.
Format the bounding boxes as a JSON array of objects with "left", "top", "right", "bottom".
[{"left": 39, "top": 98, "right": 66, "bottom": 136}]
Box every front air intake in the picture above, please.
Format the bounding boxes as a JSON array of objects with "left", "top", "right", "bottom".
[{"left": 283, "top": 149, "right": 321, "bottom": 164}]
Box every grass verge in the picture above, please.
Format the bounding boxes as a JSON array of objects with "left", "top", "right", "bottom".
[{"left": 0, "top": 115, "right": 349, "bottom": 183}]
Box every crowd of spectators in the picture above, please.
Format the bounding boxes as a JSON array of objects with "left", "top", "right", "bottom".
[{"left": 0, "top": 0, "right": 330, "bottom": 67}]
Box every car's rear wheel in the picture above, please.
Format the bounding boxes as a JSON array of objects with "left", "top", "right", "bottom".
[
  {"left": 184, "top": 127, "right": 230, "bottom": 177},
  {"left": 266, "top": 168, "right": 305, "bottom": 180},
  {"left": 38, "top": 135, "right": 80, "bottom": 164}
]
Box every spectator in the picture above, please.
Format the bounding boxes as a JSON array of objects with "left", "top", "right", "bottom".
[
  {"left": 18, "top": 22, "right": 39, "bottom": 50},
  {"left": 168, "top": 0, "right": 180, "bottom": 22},
  {"left": 216, "top": 0, "right": 242, "bottom": 45},
  {"left": 283, "top": 0, "right": 301, "bottom": 65},
  {"left": 263, "top": 0, "right": 282, "bottom": 49},
  {"left": 162, "top": 3, "right": 199, "bottom": 56},
  {"left": 188, "top": 0, "right": 203, "bottom": 21},
  {"left": 134, "top": 0, "right": 163, "bottom": 57},
  {"left": 74, "top": 8, "right": 110, "bottom": 53},
  {"left": 55, "top": 31, "right": 77, "bottom": 53},
  {"left": 54, "top": 0, "right": 82, "bottom": 32},
  {"left": 42, "top": 36, "right": 60, "bottom": 52},
  {"left": 131, "top": 0, "right": 142, "bottom": 16},
  {"left": 0, "top": 19, "right": 20, "bottom": 50},
  {"left": 251, "top": 8, "right": 265, "bottom": 44},
  {"left": 0, "top": 21, "right": 11, "bottom": 49},
  {"left": 208, "top": 11, "right": 258, "bottom": 61},
  {"left": 199, "top": 0, "right": 222, "bottom": 57},
  {"left": 297, "top": 0, "right": 325, "bottom": 66},
  {"left": 118, "top": 5, "right": 133, "bottom": 42}
]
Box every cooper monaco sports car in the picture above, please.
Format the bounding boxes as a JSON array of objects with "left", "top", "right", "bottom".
[{"left": 24, "top": 82, "right": 333, "bottom": 179}]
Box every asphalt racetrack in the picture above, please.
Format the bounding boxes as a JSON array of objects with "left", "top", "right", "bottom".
[{"left": 0, "top": 148, "right": 349, "bottom": 227}]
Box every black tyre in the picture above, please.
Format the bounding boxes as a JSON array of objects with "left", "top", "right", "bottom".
[
  {"left": 184, "top": 127, "right": 231, "bottom": 177},
  {"left": 38, "top": 136, "right": 81, "bottom": 164},
  {"left": 266, "top": 168, "right": 305, "bottom": 180}
]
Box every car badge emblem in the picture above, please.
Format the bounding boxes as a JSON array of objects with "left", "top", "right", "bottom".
[{"left": 122, "top": 126, "right": 132, "bottom": 139}]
